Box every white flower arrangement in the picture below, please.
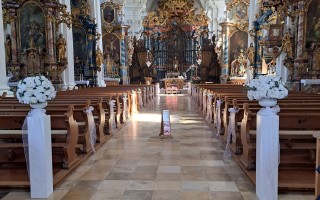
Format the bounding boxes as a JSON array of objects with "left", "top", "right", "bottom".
[
  {"left": 16, "top": 76, "right": 56, "bottom": 104},
  {"left": 245, "top": 75, "right": 288, "bottom": 100}
]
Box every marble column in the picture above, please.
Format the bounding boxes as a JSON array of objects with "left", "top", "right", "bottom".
[
  {"left": 46, "top": 9, "right": 55, "bottom": 64},
  {"left": 120, "top": 27, "right": 129, "bottom": 85},
  {"left": 294, "top": 0, "right": 307, "bottom": 80},
  {"left": 90, "top": 0, "right": 106, "bottom": 87},
  {"left": 8, "top": 11, "right": 21, "bottom": 81},
  {"left": 220, "top": 23, "right": 230, "bottom": 83},
  {"left": 60, "top": 0, "right": 76, "bottom": 90},
  {"left": 296, "top": 1, "right": 305, "bottom": 59},
  {"left": 0, "top": 2, "right": 13, "bottom": 96}
]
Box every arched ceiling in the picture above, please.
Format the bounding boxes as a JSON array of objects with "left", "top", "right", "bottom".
[{"left": 145, "top": 0, "right": 204, "bottom": 12}]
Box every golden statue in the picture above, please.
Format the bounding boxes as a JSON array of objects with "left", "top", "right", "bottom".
[
  {"left": 247, "top": 43, "right": 255, "bottom": 64},
  {"left": 5, "top": 34, "right": 11, "bottom": 62},
  {"left": 282, "top": 32, "right": 293, "bottom": 58},
  {"left": 96, "top": 47, "right": 103, "bottom": 72},
  {"left": 57, "top": 34, "right": 67, "bottom": 62}
]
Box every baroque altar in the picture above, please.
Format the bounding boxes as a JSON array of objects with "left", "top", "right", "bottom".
[
  {"left": 3, "top": 0, "right": 72, "bottom": 83},
  {"left": 130, "top": 0, "right": 220, "bottom": 84}
]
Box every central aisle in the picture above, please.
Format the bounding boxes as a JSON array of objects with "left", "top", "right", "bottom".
[
  {"left": 2, "top": 95, "right": 313, "bottom": 200},
  {"left": 61, "top": 94, "right": 257, "bottom": 200}
]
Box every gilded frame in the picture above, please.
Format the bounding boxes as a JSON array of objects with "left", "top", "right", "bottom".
[{"left": 101, "top": 3, "right": 115, "bottom": 24}]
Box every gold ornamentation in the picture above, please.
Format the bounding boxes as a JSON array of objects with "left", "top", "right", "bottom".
[
  {"left": 236, "top": 22, "right": 248, "bottom": 31},
  {"left": 142, "top": 0, "right": 209, "bottom": 31},
  {"left": 81, "top": 1, "right": 91, "bottom": 16},
  {"left": 57, "top": 4, "right": 72, "bottom": 28},
  {"left": 281, "top": 32, "right": 293, "bottom": 58},
  {"left": 96, "top": 47, "right": 103, "bottom": 72},
  {"left": 104, "top": 23, "right": 114, "bottom": 33},
  {"left": 247, "top": 43, "right": 255, "bottom": 64},
  {"left": 2, "top": 7, "right": 10, "bottom": 24}
]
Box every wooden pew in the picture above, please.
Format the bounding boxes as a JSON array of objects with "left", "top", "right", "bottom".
[
  {"left": 238, "top": 103, "right": 320, "bottom": 190},
  {"left": 0, "top": 105, "right": 80, "bottom": 169}
]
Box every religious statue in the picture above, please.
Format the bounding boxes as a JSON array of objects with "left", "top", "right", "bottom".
[
  {"left": 267, "top": 60, "right": 276, "bottom": 75},
  {"left": 96, "top": 47, "right": 103, "bottom": 72},
  {"left": 267, "top": 6, "right": 277, "bottom": 24},
  {"left": 247, "top": 43, "right": 255, "bottom": 65},
  {"left": 173, "top": 56, "right": 179, "bottom": 72},
  {"left": 282, "top": 32, "right": 293, "bottom": 58},
  {"left": 245, "top": 65, "right": 254, "bottom": 84},
  {"left": 57, "top": 34, "right": 67, "bottom": 62},
  {"left": 27, "top": 50, "right": 37, "bottom": 75},
  {"left": 231, "top": 49, "right": 247, "bottom": 77},
  {"left": 5, "top": 34, "right": 11, "bottom": 62}
]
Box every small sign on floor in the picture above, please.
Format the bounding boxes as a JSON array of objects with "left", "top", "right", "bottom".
[{"left": 159, "top": 107, "right": 173, "bottom": 139}]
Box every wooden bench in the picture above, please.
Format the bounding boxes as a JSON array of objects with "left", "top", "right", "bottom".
[{"left": 0, "top": 105, "right": 79, "bottom": 169}]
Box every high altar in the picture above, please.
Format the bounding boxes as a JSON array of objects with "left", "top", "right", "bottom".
[{"left": 129, "top": 0, "right": 220, "bottom": 84}]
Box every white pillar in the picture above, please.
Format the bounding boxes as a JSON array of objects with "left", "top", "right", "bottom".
[
  {"left": 60, "top": 0, "right": 76, "bottom": 90},
  {"left": 256, "top": 107, "right": 279, "bottom": 200},
  {"left": 28, "top": 110, "right": 53, "bottom": 198},
  {"left": 91, "top": 0, "right": 106, "bottom": 87},
  {"left": 0, "top": 2, "right": 13, "bottom": 97}
]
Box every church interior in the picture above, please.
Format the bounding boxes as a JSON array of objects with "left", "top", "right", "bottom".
[{"left": 0, "top": 0, "right": 320, "bottom": 199}]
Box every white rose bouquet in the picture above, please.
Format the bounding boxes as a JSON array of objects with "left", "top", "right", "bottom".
[
  {"left": 16, "top": 76, "right": 56, "bottom": 104},
  {"left": 245, "top": 75, "right": 288, "bottom": 100}
]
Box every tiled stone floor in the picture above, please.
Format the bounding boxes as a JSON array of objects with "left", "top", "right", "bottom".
[{"left": 0, "top": 95, "right": 314, "bottom": 200}]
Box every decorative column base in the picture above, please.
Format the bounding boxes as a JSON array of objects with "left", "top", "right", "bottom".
[
  {"left": 27, "top": 112, "right": 53, "bottom": 198},
  {"left": 256, "top": 107, "right": 279, "bottom": 200}
]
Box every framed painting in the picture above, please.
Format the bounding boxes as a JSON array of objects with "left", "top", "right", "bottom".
[
  {"left": 235, "top": 2, "right": 248, "bottom": 20},
  {"left": 103, "top": 33, "right": 120, "bottom": 63},
  {"left": 103, "top": 5, "right": 115, "bottom": 23},
  {"left": 72, "top": 26, "right": 88, "bottom": 63},
  {"left": 306, "top": 0, "right": 320, "bottom": 47},
  {"left": 229, "top": 30, "right": 248, "bottom": 70},
  {"left": 268, "top": 24, "right": 283, "bottom": 46},
  {"left": 19, "top": 2, "right": 46, "bottom": 49}
]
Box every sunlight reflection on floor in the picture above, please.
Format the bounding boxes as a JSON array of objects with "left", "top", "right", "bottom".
[{"left": 132, "top": 113, "right": 162, "bottom": 122}]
